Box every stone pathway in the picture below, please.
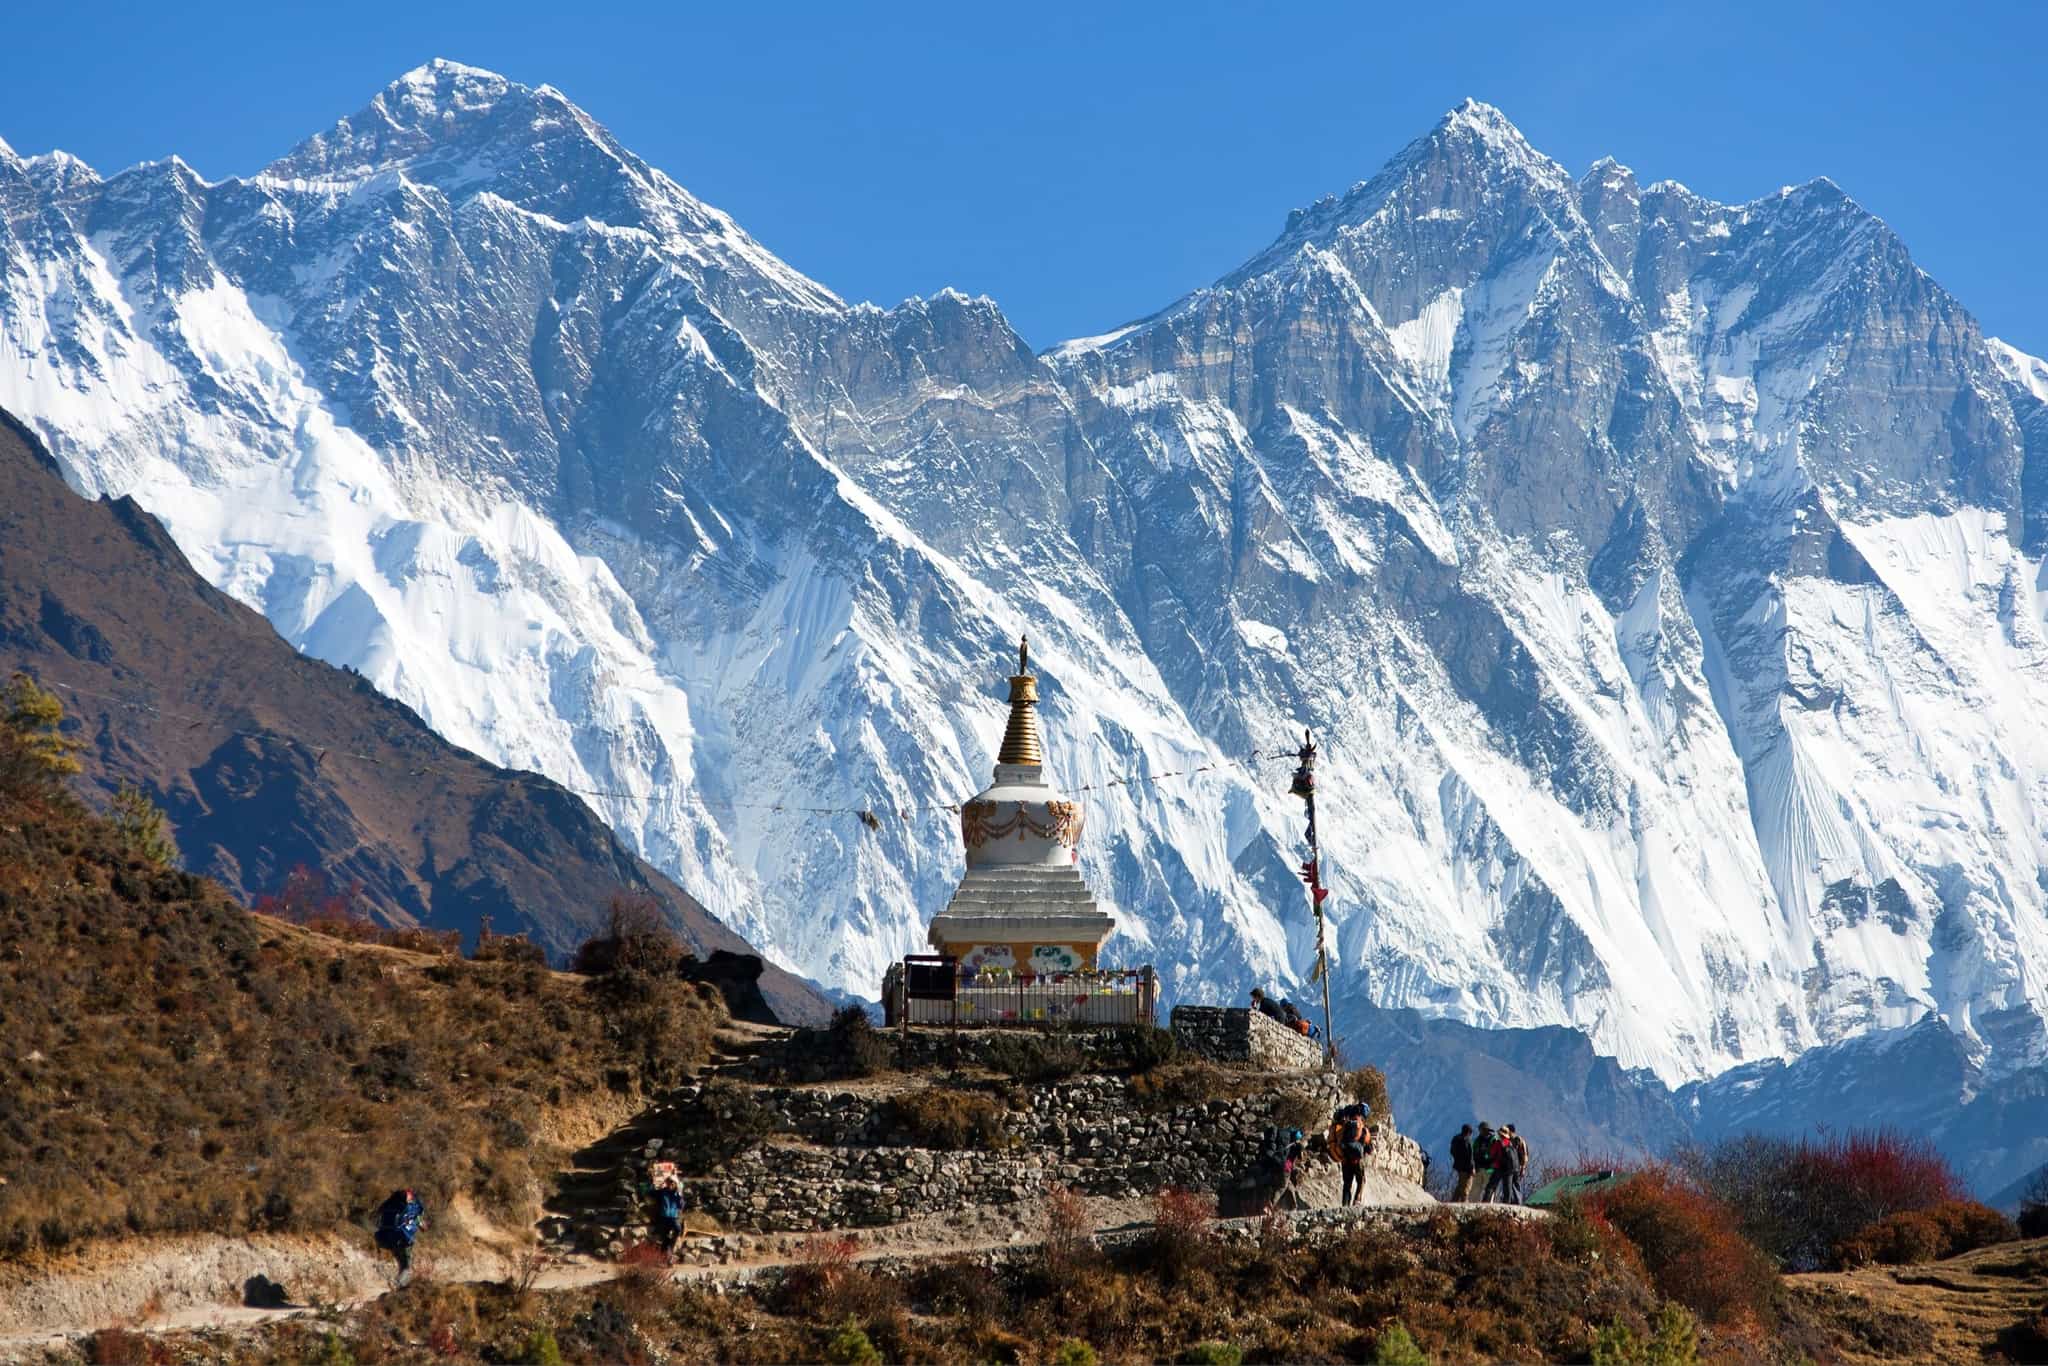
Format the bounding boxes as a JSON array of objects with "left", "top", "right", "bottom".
[{"left": 0, "top": 1196, "right": 1543, "bottom": 1360}]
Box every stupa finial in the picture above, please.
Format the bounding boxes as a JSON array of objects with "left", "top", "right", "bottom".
[{"left": 997, "top": 635, "right": 1043, "bottom": 767}]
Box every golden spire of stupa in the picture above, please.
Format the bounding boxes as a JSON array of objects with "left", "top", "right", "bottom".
[{"left": 996, "top": 635, "right": 1043, "bottom": 767}]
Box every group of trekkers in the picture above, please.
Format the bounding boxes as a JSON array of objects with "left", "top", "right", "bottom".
[
  {"left": 1249, "top": 987, "right": 1322, "bottom": 1041},
  {"left": 1260, "top": 1099, "right": 1379, "bottom": 1210},
  {"left": 1447, "top": 1121, "right": 1530, "bottom": 1203}
]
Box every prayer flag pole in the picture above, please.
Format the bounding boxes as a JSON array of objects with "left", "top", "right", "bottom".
[{"left": 1288, "top": 729, "right": 1336, "bottom": 1065}]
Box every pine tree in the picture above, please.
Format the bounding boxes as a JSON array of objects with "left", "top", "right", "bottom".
[
  {"left": 3, "top": 671, "right": 83, "bottom": 780},
  {"left": 111, "top": 782, "right": 177, "bottom": 869}
]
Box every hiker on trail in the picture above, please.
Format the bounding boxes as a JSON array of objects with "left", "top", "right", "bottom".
[
  {"left": 1473, "top": 1123, "right": 1497, "bottom": 1202},
  {"left": 1482, "top": 1125, "right": 1520, "bottom": 1204},
  {"left": 1249, "top": 988, "right": 1287, "bottom": 1024},
  {"left": 1330, "top": 1105, "right": 1370, "bottom": 1206},
  {"left": 1260, "top": 1124, "right": 1307, "bottom": 1211},
  {"left": 651, "top": 1175, "right": 685, "bottom": 1256},
  {"left": 1506, "top": 1125, "right": 1530, "bottom": 1204},
  {"left": 374, "top": 1188, "right": 425, "bottom": 1287},
  {"left": 1449, "top": 1123, "right": 1476, "bottom": 1202}
]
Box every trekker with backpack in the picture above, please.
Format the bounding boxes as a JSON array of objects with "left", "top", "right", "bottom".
[
  {"left": 374, "top": 1188, "right": 425, "bottom": 1286},
  {"left": 1449, "top": 1123, "right": 1476, "bottom": 1202},
  {"left": 651, "top": 1178, "right": 685, "bottom": 1256},
  {"left": 1473, "top": 1123, "right": 1496, "bottom": 1201},
  {"left": 1482, "top": 1126, "right": 1516, "bottom": 1203},
  {"left": 1329, "top": 1105, "right": 1370, "bottom": 1206},
  {"left": 1505, "top": 1125, "right": 1530, "bottom": 1204},
  {"left": 1259, "top": 1124, "right": 1307, "bottom": 1211}
]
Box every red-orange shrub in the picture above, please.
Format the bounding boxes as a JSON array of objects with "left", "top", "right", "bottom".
[
  {"left": 1834, "top": 1200, "right": 2018, "bottom": 1268},
  {"left": 1041, "top": 1184, "right": 1096, "bottom": 1288},
  {"left": 255, "top": 864, "right": 372, "bottom": 934},
  {"left": 1683, "top": 1128, "right": 1966, "bottom": 1271},
  {"left": 428, "top": 1320, "right": 462, "bottom": 1357},
  {"left": 1589, "top": 1168, "right": 1777, "bottom": 1329},
  {"left": 1151, "top": 1186, "right": 1216, "bottom": 1281},
  {"left": 618, "top": 1239, "right": 670, "bottom": 1269},
  {"left": 778, "top": 1234, "right": 900, "bottom": 1323},
  {"left": 382, "top": 926, "right": 462, "bottom": 956}
]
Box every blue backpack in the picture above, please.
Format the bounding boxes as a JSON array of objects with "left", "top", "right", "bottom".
[{"left": 378, "top": 1192, "right": 423, "bottom": 1245}]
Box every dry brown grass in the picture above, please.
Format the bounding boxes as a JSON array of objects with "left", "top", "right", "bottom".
[
  {"left": 1126, "top": 1060, "right": 1261, "bottom": 1112},
  {"left": 1786, "top": 1237, "right": 2048, "bottom": 1365},
  {"left": 887, "top": 1086, "right": 1010, "bottom": 1150},
  {"left": 0, "top": 774, "right": 723, "bottom": 1261},
  {"left": 163, "top": 1201, "right": 1698, "bottom": 1365}
]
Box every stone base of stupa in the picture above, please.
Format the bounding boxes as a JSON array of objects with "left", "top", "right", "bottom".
[{"left": 927, "top": 865, "right": 1114, "bottom": 974}]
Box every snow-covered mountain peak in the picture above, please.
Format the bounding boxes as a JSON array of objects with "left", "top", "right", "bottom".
[
  {"left": 1440, "top": 97, "right": 1541, "bottom": 154},
  {"left": 1259, "top": 100, "right": 1572, "bottom": 257},
  {"left": 1991, "top": 338, "right": 2048, "bottom": 401},
  {"left": 5, "top": 81, "right": 2047, "bottom": 1093},
  {"left": 263, "top": 60, "right": 615, "bottom": 187},
  {"left": 247, "top": 62, "right": 842, "bottom": 324},
  {"left": 20, "top": 148, "right": 100, "bottom": 190}
]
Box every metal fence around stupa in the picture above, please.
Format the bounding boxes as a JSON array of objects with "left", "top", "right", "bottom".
[{"left": 883, "top": 959, "right": 1159, "bottom": 1028}]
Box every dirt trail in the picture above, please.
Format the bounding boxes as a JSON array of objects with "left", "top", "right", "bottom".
[
  {"left": 1788, "top": 1236, "right": 2048, "bottom": 1364},
  {"left": 0, "top": 1190, "right": 1534, "bottom": 1359}
]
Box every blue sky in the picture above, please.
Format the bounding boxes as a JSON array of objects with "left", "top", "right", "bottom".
[{"left": 3, "top": 1, "right": 2041, "bottom": 353}]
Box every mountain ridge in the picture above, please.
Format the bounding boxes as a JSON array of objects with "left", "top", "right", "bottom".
[
  {"left": 0, "top": 404, "right": 831, "bottom": 1025},
  {"left": 3, "top": 66, "right": 2045, "bottom": 1092}
]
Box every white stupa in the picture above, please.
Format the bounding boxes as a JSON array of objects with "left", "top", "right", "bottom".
[{"left": 926, "top": 637, "right": 1115, "bottom": 973}]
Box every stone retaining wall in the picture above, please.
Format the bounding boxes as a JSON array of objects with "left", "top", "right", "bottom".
[
  {"left": 1171, "top": 1005, "right": 1324, "bottom": 1071},
  {"left": 671, "top": 1069, "right": 1425, "bottom": 1233},
  {"left": 732, "top": 1023, "right": 1154, "bottom": 1084}
]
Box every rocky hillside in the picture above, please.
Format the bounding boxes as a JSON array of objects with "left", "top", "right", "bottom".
[
  {"left": 4, "top": 65, "right": 2047, "bottom": 1093},
  {"left": 0, "top": 707, "right": 725, "bottom": 1262},
  {"left": 0, "top": 406, "right": 826, "bottom": 1023}
]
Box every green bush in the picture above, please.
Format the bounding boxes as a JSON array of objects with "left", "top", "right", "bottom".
[
  {"left": 1591, "top": 1304, "right": 1697, "bottom": 1366},
  {"left": 1180, "top": 1343, "right": 1243, "bottom": 1366},
  {"left": 1371, "top": 1321, "right": 1428, "bottom": 1366},
  {"left": 1053, "top": 1339, "right": 1100, "bottom": 1366},
  {"left": 825, "top": 1317, "right": 883, "bottom": 1366},
  {"left": 109, "top": 783, "right": 176, "bottom": 869},
  {"left": 514, "top": 1326, "right": 564, "bottom": 1366}
]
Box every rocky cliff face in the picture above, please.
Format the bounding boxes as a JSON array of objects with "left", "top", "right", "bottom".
[{"left": 3, "top": 64, "right": 2045, "bottom": 1085}]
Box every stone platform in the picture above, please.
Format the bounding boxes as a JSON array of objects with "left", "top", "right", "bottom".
[{"left": 1171, "top": 1005, "right": 1325, "bottom": 1071}]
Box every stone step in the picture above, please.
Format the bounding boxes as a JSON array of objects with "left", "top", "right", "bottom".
[
  {"left": 954, "top": 865, "right": 1090, "bottom": 883},
  {"left": 943, "top": 895, "right": 1101, "bottom": 912}
]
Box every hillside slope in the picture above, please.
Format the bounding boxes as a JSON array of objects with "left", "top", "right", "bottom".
[
  {"left": 0, "top": 731, "right": 724, "bottom": 1262},
  {"left": 0, "top": 406, "right": 826, "bottom": 1024}
]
